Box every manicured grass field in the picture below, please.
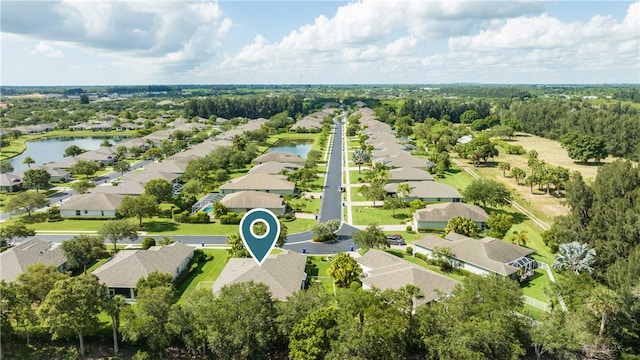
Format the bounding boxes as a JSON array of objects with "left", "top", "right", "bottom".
[
  {"left": 384, "top": 249, "right": 466, "bottom": 282},
  {"left": 290, "top": 197, "right": 321, "bottom": 214},
  {"left": 306, "top": 255, "right": 335, "bottom": 292},
  {"left": 434, "top": 167, "right": 476, "bottom": 193},
  {"left": 351, "top": 206, "right": 412, "bottom": 226},
  {"left": 520, "top": 268, "right": 552, "bottom": 303},
  {"left": 178, "top": 249, "right": 229, "bottom": 301},
  {"left": 349, "top": 170, "right": 368, "bottom": 184},
  {"left": 17, "top": 214, "right": 317, "bottom": 235}
]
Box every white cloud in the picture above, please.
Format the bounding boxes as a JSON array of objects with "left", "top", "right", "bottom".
[{"left": 31, "top": 42, "right": 63, "bottom": 57}]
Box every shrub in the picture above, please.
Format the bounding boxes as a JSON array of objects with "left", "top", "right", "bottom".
[
  {"left": 406, "top": 246, "right": 413, "bottom": 255},
  {"left": 283, "top": 213, "right": 295, "bottom": 221},
  {"left": 142, "top": 237, "right": 156, "bottom": 250},
  {"left": 349, "top": 281, "right": 362, "bottom": 290},
  {"left": 189, "top": 263, "right": 198, "bottom": 272},
  {"left": 173, "top": 210, "right": 191, "bottom": 223},
  {"left": 220, "top": 212, "right": 243, "bottom": 225},
  {"left": 47, "top": 206, "right": 63, "bottom": 222},
  {"left": 190, "top": 211, "right": 210, "bottom": 224},
  {"left": 406, "top": 225, "right": 413, "bottom": 233},
  {"left": 415, "top": 252, "right": 427, "bottom": 261}
]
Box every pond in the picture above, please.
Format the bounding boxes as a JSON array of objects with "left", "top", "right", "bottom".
[
  {"left": 8, "top": 136, "right": 129, "bottom": 172},
  {"left": 267, "top": 138, "right": 314, "bottom": 158}
]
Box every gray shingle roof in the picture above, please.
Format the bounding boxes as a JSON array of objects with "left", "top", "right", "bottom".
[
  {"left": 219, "top": 173, "right": 295, "bottom": 192},
  {"left": 254, "top": 152, "right": 306, "bottom": 164},
  {"left": 248, "top": 161, "right": 301, "bottom": 175},
  {"left": 388, "top": 167, "right": 434, "bottom": 182},
  {"left": 386, "top": 181, "right": 462, "bottom": 200},
  {"left": 60, "top": 193, "right": 124, "bottom": 211},
  {"left": 413, "top": 202, "right": 488, "bottom": 222},
  {"left": 220, "top": 191, "right": 284, "bottom": 209},
  {"left": 414, "top": 233, "right": 534, "bottom": 276},
  {"left": 212, "top": 251, "right": 307, "bottom": 301},
  {"left": 357, "top": 250, "right": 459, "bottom": 305},
  {"left": 93, "top": 242, "right": 194, "bottom": 287},
  {"left": 0, "top": 238, "right": 67, "bottom": 282},
  {"left": 92, "top": 181, "right": 145, "bottom": 195}
]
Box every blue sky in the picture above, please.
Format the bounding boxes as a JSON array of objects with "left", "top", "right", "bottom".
[{"left": 1, "top": 1, "right": 638, "bottom": 85}]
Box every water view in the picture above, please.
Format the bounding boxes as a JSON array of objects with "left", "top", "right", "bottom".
[
  {"left": 8, "top": 136, "right": 129, "bottom": 172},
  {"left": 267, "top": 138, "right": 314, "bottom": 158}
]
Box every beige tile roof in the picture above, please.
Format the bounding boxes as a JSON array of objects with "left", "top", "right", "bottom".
[
  {"left": 219, "top": 173, "right": 295, "bottom": 192},
  {"left": 93, "top": 242, "right": 194, "bottom": 287},
  {"left": 413, "top": 202, "right": 488, "bottom": 222},
  {"left": 212, "top": 251, "right": 307, "bottom": 301},
  {"left": 248, "top": 161, "right": 301, "bottom": 175},
  {"left": 386, "top": 181, "right": 462, "bottom": 200},
  {"left": 220, "top": 191, "right": 285, "bottom": 209},
  {"left": 0, "top": 238, "right": 67, "bottom": 282},
  {"left": 357, "top": 250, "right": 459, "bottom": 305},
  {"left": 388, "top": 167, "right": 434, "bottom": 182},
  {"left": 254, "top": 152, "right": 306, "bottom": 164},
  {"left": 122, "top": 169, "right": 180, "bottom": 184},
  {"left": 60, "top": 193, "right": 124, "bottom": 211},
  {"left": 377, "top": 153, "right": 430, "bottom": 168},
  {"left": 414, "top": 233, "right": 534, "bottom": 276},
  {"left": 92, "top": 181, "right": 145, "bottom": 195}
]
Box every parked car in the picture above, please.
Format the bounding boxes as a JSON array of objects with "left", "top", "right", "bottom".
[{"left": 386, "top": 235, "right": 406, "bottom": 245}]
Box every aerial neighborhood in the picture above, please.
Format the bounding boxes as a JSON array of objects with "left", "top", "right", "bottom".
[{"left": 0, "top": 84, "right": 638, "bottom": 359}]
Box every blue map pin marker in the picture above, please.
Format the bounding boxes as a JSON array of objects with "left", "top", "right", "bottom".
[{"left": 239, "top": 208, "right": 281, "bottom": 266}]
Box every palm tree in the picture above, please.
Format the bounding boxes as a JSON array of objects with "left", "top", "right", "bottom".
[
  {"left": 22, "top": 156, "right": 35, "bottom": 168},
  {"left": 397, "top": 183, "right": 412, "bottom": 201},
  {"left": 498, "top": 161, "right": 511, "bottom": 177},
  {"left": 587, "top": 286, "right": 622, "bottom": 338},
  {"left": 231, "top": 134, "right": 246, "bottom": 151},
  {"left": 509, "top": 230, "right": 529, "bottom": 246},
  {"left": 553, "top": 241, "right": 596, "bottom": 274},
  {"left": 102, "top": 295, "right": 126, "bottom": 355},
  {"left": 510, "top": 167, "right": 526, "bottom": 185},
  {"left": 401, "top": 284, "right": 425, "bottom": 316},
  {"left": 352, "top": 149, "right": 370, "bottom": 173},
  {"left": 371, "top": 162, "right": 388, "bottom": 184}
]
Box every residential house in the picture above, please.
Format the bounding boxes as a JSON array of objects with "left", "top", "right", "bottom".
[
  {"left": 59, "top": 193, "right": 124, "bottom": 218},
  {"left": 91, "top": 180, "right": 146, "bottom": 196},
  {"left": 0, "top": 173, "right": 22, "bottom": 192},
  {"left": 76, "top": 146, "right": 117, "bottom": 166},
  {"left": 45, "top": 156, "right": 79, "bottom": 170},
  {"left": 122, "top": 169, "right": 181, "bottom": 185},
  {"left": 413, "top": 232, "right": 536, "bottom": 279},
  {"left": 220, "top": 191, "right": 286, "bottom": 216},
  {"left": 385, "top": 181, "right": 462, "bottom": 203},
  {"left": 93, "top": 242, "right": 194, "bottom": 302},
  {"left": 212, "top": 250, "right": 307, "bottom": 301},
  {"left": 253, "top": 151, "right": 306, "bottom": 165},
  {"left": 248, "top": 161, "right": 301, "bottom": 175},
  {"left": 0, "top": 238, "right": 69, "bottom": 282},
  {"left": 356, "top": 250, "right": 459, "bottom": 306},
  {"left": 412, "top": 202, "right": 488, "bottom": 231},
  {"left": 387, "top": 167, "right": 434, "bottom": 183},
  {"left": 17, "top": 166, "right": 70, "bottom": 183},
  {"left": 375, "top": 153, "right": 431, "bottom": 169},
  {"left": 219, "top": 173, "right": 296, "bottom": 195}
]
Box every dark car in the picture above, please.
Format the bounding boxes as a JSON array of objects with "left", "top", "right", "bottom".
[{"left": 386, "top": 235, "right": 406, "bottom": 245}]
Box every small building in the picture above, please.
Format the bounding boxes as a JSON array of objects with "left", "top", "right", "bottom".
[
  {"left": 0, "top": 238, "right": 69, "bottom": 282},
  {"left": 356, "top": 250, "right": 459, "bottom": 306},
  {"left": 219, "top": 173, "right": 296, "bottom": 195},
  {"left": 385, "top": 181, "right": 462, "bottom": 203},
  {"left": 248, "top": 161, "right": 301, "bottom": 175},
  {"left": 413, "top": 232, "right": 536, "bottom": 279},
  {"left": 59, "top": 193, "right": 124, "bottom": 218},
  {"left": 375, "top": 153, "right": 430, "bottom": 169},
  {"left": 220, "top": 191, "right": 287, "bottom": 216},
  {"left": 0, "top": 173, "right": 23, "bottom": 192},
  {"left": 93, "top": 242, "right": 194, "bottom": 302},
  {"left": 91, "top": 180, "right": 146, "bottom": 196},
  {"left": 213, "top": 251, "right": 307, "bottom": 301},
  {"left": 413, "top": 202, "right": 488, "bottom": 231}
]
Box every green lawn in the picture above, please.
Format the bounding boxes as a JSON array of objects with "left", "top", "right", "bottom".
[
  {"left": 290, "top": 197, "right": 321, "bottom": 214},
  {"left": 351, "top": 206, "right": 412, "bottom": 226},
  {"left": 349, "top": 170, "right": 368, "bottom": 184},
  {"left": 178, "top": 249, "right": 229, "bottom": 301},
  {"left": 520, "top": 268, "right": 552, "bottom": 303},
  {"left": 384, "top": 249, "right": 466, "bottom": 282},
  {"left": 87, "top": 257, "right": 110, "bottom": 273},
  {"left": 434, "top": 167, "right": 476, "bottom": 193},
  {"left": 306, "top": 255, "right": 335, "bottom": 293},
  {"left": 507, "top": 221, "right": 554, "bottom": 264},
  {"left": 16, "top": 215, "right": 316, "bottom": 235}
]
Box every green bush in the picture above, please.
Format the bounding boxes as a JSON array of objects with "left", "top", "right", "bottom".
[
  {"left": 220, "top": 212, "right": 243, "bottom": 224},
  {"left": 283, "top": 213, "right": 295, "bottom": 221},
  {"left": 142, "top": 237, "right": 156, "bottom": 250},
  {"left": 190, "top": 211, "right": 210, "bottom": 224},
  {"left": 415, "top": 252, "right": 427, "bottom": 261},
  {"left": 406, "top": 246, "right": 413, "bottom": 255},
  {"left": 406, "top": 225, "right": 413, "bottom": 233}
]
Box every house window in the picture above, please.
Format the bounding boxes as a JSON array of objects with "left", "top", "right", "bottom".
[
  {"left": 76, "top": 210, "right": 81, "bottom": 216},
  {"left": 84, "top": 210, "right": 88, "bottom": 214},
  {"left": 101, "top": 211, "right": 104, "bottom": 216}
]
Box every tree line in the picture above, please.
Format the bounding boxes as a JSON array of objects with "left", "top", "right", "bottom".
[{"left": 184, "top": 95, "right": 304, "bottom": 120}]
